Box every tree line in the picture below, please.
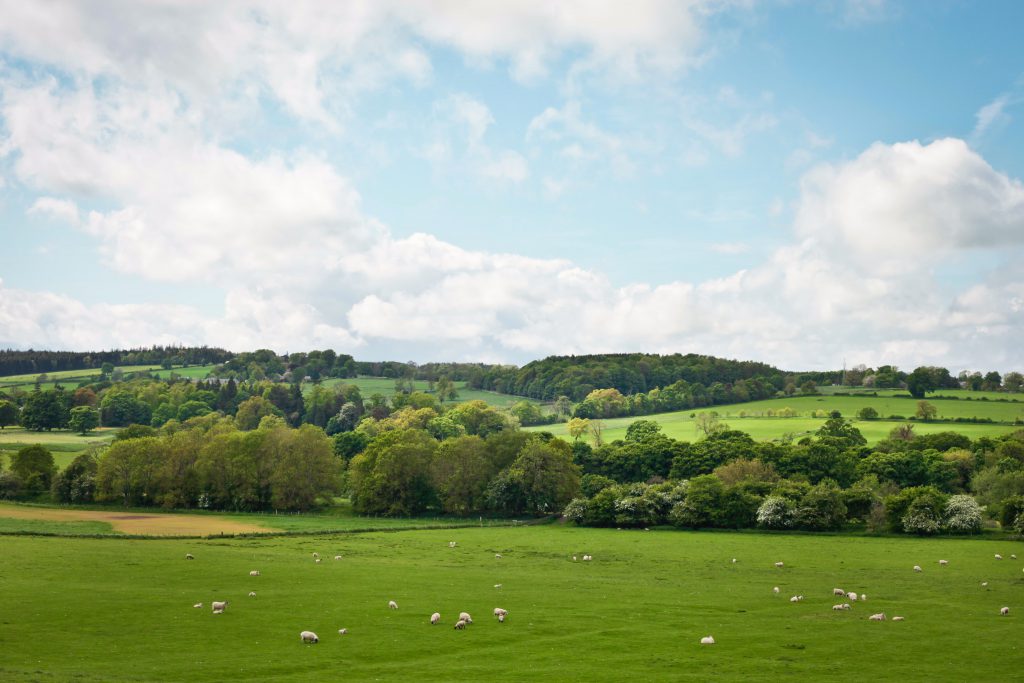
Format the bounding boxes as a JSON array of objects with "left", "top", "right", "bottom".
[{"left": 0, "top": 346, "right": 232, "bottom": 377}]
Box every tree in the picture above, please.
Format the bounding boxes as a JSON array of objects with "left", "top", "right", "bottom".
[
  {"left": 915, "top": 401, "right": 938, "bottom": 421},
  {"left": 553, "top": 396, "right": 573, "bottom": 418},
  {"left": 1003, "top": 372, "right": 1024, "bottom": 393},
  {"left": 99, "top": 390, "right": 151, "bottom": 427},
  {"left": 486, "top": 439, "right": 580, "bottom": 515},
  {"left": 0, "top": 400, "right": 19, "bottom": 429},
  {"left": 269, "top": 424, "right": 341, "bottom": 511},
  {"left": 756, "top": 495, "right": 795, "bottom": 529},
  {"left": 51, "top": 450, "right": 99, "bottom": 503},
  {"left": 670, "top": 475, "right": 724, "bottom": 528},
  {"left": 943, "top": 494, "right": 982, "bottom": 533},
  {"left": 10, "top": 444, "right": 57, "bottom": 494},
  {"left": 348, "top": 429, "right": 437, "bottom": 515},
  {"left": 235, "top": 396, "right": 282, "bottom": 431},
  {"left": 567, "top": 417, "right": 590, "bottom": 442},
  {"left": 857, "top": 406, "right": 879, "bottom": 420},
  {"left": 510, "top": 400, "right": 546, "bottom": 426},
  {"left": 431, "top": 436, "right": 493, "bottom": 514},
  {"left": 800, "top": 380, "right": 818, "bottom": 395},
  {"left": 694, "top": 412, "right": 726, "bottom": 437},
  {"left": 906, "top": 367, "right": 937, "bottom": 399},
  {"left": 21, "top": 389, "right": 70, "bottom": 431},
  {"left": 434, "top": 375, "right": 458, "bottom": 403},
  {"left": 816, "top": 412, "right": 866, "bottom": 446},
  {"left": 69, "top": 406, "right": 100, "bottom": 434}
]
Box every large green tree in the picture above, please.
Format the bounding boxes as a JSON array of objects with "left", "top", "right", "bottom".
[
  {"left": 21, "top": 389, "right": 70, "bottom": 431},
  {"left": 69, "top": 406, "right": 100, "bottom": 434},
  {"left": 10, "top": 444, "right": 57, "bottom": 493},
  {"left": 0, "top": 400, "right": 19, "bottom": 429}
]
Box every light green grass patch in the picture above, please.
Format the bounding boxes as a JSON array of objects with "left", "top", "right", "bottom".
[
  {"left": 0, "top": 516, "right": 117, "bottom": 535},
  {"left": 312, "top": 377, "right": 544, "bottom": 410},
  {"left": 0, "top": 527, "right": 1021, "bottom": 681}
]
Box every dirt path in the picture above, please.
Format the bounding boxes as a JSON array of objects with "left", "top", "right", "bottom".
[{"left": 0, "top": 503, "right": 272, "bottom": 536}]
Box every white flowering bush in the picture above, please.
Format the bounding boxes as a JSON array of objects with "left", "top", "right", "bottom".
[
  {"left": 756, "top": 495, "right": 794, "bottom": 529},
  {"left": 563, "top": 498, "right": 589, "bottom": 524},
  {"left": 943, "top": 494, "right": 982, "bottom": 534},
  {"left": 902, "top": 509, "right": 941, "bottom": 535}
]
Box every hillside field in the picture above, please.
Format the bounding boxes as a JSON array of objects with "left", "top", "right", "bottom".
[
  {"left": 0, "top": 524, "right": 1021, "bottom": 681},
  {"left": 0, "top": 364, "right": 215, "bottom": 391},
  {"left": 315, "top": 377, "right": 544, "bottom": 409}
]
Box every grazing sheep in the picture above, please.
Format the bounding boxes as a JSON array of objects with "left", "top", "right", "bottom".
[
  {"left": 982, "top": 582, "right": 989, "bottom": 587},
  {"left": 250, "top": 570, "right": 261, "bottom": 576},
  {"left": 700, "top": 636, "right": 715, "bottom": 645},
  {"left": 860, "top": 594, "right": 867, "bottom": 602},
  {"left": 448, "top": 541, "right": 457, "bottom": 548},
  {"left": 938, "top": 559, "right": 948, "bottom": 566},
  {"left": 315, "top": 558, "right": 322, "bottom": 564},
  {"left": 494, "top": 608, "right": 508, "bottom": 617},
  {"left": 312, "top": 552, "right": 319, "bottom": 559},
  {"left": 334, "top": 555, "right": 342, "bottom": 560},
  {"left": 847, "top": 592, "right": 858, "bottom": 601},
  {"left": 790, "top": 596, "right": 802, "bottom": 603},
  {"left": 995, "top": 554, "right": 1003, "bottom": 560},
  {"left": 868, "top": 613, "right": 886, "bottom": 621},
  {"left": 583, "top": 554, "right": 592, "bottom": 561},
  {"left": 1000, "top": 607, "right": 1010, "bottom": 616},
  {"left": 892, "top": 616, "right": 905, "bottom": 622},
  {"left": 193, "top": 602, "right": 203, "bottom": 608},
  {"left": 338, "top": 628, "right": 348, "bottom": 635},
  {"left": 573, "top": 556, "right": 577, "bottom": 561},
  {"left": 731, "top": 558, "right": 737, "bottom": 564},
  {"left": 388, "top": 600, "right": 398, "bottom": 610},
  {"left": 454, "top": 620, "right": 467, "bottom": 630},
  {"left": 431, "top": 612, "right": 441, "bottom": 625},
  {"left": 832, "top": 604, "right": 846, "bottom": 611},
  {"left": 843, "top": 603, "right": 851, "bottom": 610},
  {"left": 1012, "top": 554, "right": 1018, "bottom": 560},
  {"left": 773, "top": 586, "right": 780, "bottom": 594},
  {"left": 495, "top": 553, "right": 502, "bottom": 559},
  {"left": 833, "top": 588, "right": 846, "bottom": 596},
  {"left": 300, "top": 630, "right": 319, "bottom": 644},
  {"left": 459, "top": 611, "right": 473, "bottom": 623},
  {"left": 248, "top": 592, "right": 256, "bottom": 597},
  {"left": 774, "top": 562, "right": 784, "bottom": 568},
  {"left": 212, "top": 601, "right": 228, "bottom": 614},
  {"left": 913, "top": 566, "right": 922, "bottom": 572},
  {"left": 185, "top": 553, "right": 194, "bottom": 560},
  {"left": 494, "top": 584, "right": 503, "bottom": 589},
  {"left": 498, "top": 614, "right": 505, "bottom": 623}
]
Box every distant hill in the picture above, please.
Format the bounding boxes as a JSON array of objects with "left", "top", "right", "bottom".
[{"left": 0, "top": 346, "right": 232, "bottom": 377}]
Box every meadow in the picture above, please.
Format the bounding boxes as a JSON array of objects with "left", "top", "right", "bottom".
[
  {"left": 315, "top": 376, "right": 544, "bottom": 409},
  {"left": 0, "top": 523, "right": 1021, "bottom": 681},
  {"left": 0, "top": 364, "right": 215, "bottom": 391}
]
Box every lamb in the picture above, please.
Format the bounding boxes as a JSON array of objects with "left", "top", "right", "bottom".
[
  {"left": 494, "top": 608, "right": 508, "bottom": 617},
  {"left": 338, "top": 628, "right": 348, "bottom": 635},
  {"left": 700, "top": 636, "right": 715, "bottom": 645},
  {"left": 495, "top": 553, "right": 502, "bottom": 559},
  {"left": 431, "top": 612, "right": 441, "bottom": 625},
  {"left": 790, "top": 595, "right": 803, "bottom": 603},
  {"left": 982, "top": 582, "right": 989, "bottom": 587},
  {"left": 212, "top": 601, "right": 228, "bottom": 614},
  {"left": 185, "top": 553, "right": 194, "bottom": 560},
  {"left": 448, "top": 541, "right": 457, "bottom": 548},
  {"left": 315, "top": 558, "right": 322, "bottom": 564},
  {"left": 300, "top": 630, "right": 319, "bottom": 644},
  {"left": 334, "top": 555, "right": 342, "bottom": 560},
  {"left": 773, "top": 586, "right": 780, "bottom": 594},
  {"left": 1012, "top": 554, "right": 1017, "bottom": 560},
  {"left": 459, "top": 611, "right": 473, "bottom": 623},
  {"left": 193, "top": 602, "right": 203, "bottom": 608},
  {"left": 938, "top": 559, "right": 948, "bottom": 566},
  {"left": 847, "top": 592, "right": 858, "bottom": 601},
  {"left": 388, "top": 600, "right": 398, "bottom": 610},
  {"left": 913, "top": 565, "right": 922, "bottom": 572},
  {"left": 582, "top": 554, "right": 592, "bottom": 561},
  {"left": 498, "top": 613, "right": 505, "bottom": 623},
  {"left": 454, "top": 620, "right": 467, "bottom": 630},
  {"left": 774, "top": 562, "right": 784, "bottom": 568},
  {"left": 860, "top": 594, "right": 867, "bottom": 602},
  {"left": 573, "top": 556, "right": 577, "bottom": 561},
  {"left": 868, "top": 613, "right": 886, "bottom": 621},
  {"left": 250, "top": 570, "right": 261, "bottom": 576},
  {"left": 1000, "top": 607, "right": 1010, "bottom": 616},
  {"left": 995, "top": 554, "right": 1003, "bottom": 560},
  {"left": 731, "top": 558, "right": 737, "bottom": 563},
  {"left": 494, "top": 584, "right": 503, "bottom": 589},
  {"left": 833, "top": 588, "right": 846, "bottom": 596},
  {"left": 248, "top": 592, "right": 256, "bottom": 597},
  {"left": 892, "top": 616, "right": 905, "bottom": 622}
]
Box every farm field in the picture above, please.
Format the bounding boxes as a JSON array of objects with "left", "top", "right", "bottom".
[
  {"left": 528, "top": 411, "right": 1020, "bottom": 445},
  {"left": 0, "top": 364, "right": 213, "bottom": 390},
  {"left": 714, "top": 394, "right": 1024, "bottom": 422},
  {"left": 0, "top": 426, "right": 118, "bottom": 469},
  {"left": 315, "top": 377, "right": 544, "bottom": 409},
  {"left": 0, "top": 526, "right": 1021, "bottom": 681}
]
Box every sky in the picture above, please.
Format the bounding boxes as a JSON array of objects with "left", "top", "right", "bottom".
[{"left": 0, "top": 0, "right": 1023, "bottom": 373}]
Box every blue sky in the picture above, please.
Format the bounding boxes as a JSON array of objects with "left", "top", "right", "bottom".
[{"left": 1, "top": 0, "right": 1023, "bottom": 372}]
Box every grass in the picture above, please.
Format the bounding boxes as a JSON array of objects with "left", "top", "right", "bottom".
[
  {"left": 313, "top": 377, "right": 545, "bottom": 410},
  {"left": 0, "top": 526, "right": 1021, "bottom": 681},
  {"left": 0, "top": 516, "right": 117, "bottom": 535},
  {"left": 0, "top": 364, "right": 213, "bottom": 390}
]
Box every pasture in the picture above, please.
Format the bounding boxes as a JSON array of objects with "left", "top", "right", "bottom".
[
  {"left": 0, "top": 364, "right": 212, "bottom": 391},
  {"left": 0, "top": 525, "right": 1021, "bottom": 681},
  {"left": 315, "top": 377, "right": 544, "bottom": 409}
]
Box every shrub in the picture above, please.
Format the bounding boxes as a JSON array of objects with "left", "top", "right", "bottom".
[
  {"left": 581, "top": 474, "right": 617, "bottom": 498},
  {"left": 943, "top": 494, "right": 983, "bottom": 534},
  {"left": 563, "top": 497, "right": 589, "bottom": 524},
  {"left": 857, "top": 406, "right": 879, "bottom": 420},
  {"left": 756, "top": 495, "right": 795, "bottom": 529}
]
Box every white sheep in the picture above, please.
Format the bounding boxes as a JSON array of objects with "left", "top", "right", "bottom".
[
  {"left": 300, "top": 630, "right": 319, "bottom": 644},
  {"left": 1012, "top": 554, "right": 1017, "bottom": 560},
  {"left": 700, "top": 636, "right": 715, "bottom": 645},
  {"left": 315, "top": 558, "right": 322, "bottom": 564},
  {"left": 1000, "top": 607, "right": 1010, "bottom": 616},
  {"left": 312, "top": 552, "right": 320, "bottom": 559},
  {"left": 583, "top": 554, "right": 592, "bottom": 561},
  {"left": 913, "top": 565, "right": 922, "bottom": 572},
  {"left": 338, "top": 628, "right": 348, "bottom": 635},
  {"left": 573, "top": 555, "right": 577, "bottom": 561},
  {"left": 832, "top": 604, "right": 846, "bottom": 611},
  {"left": 860, "top": 594, "right": 867, "bottom": 602},
  {"left": 193, "top": 602, "right": 203, "bottom": 608},
  {"left": 185, "top": 553, "right": 194, "bottom": 560},
  {"left": 250, "top": 570, "right": 261, "bottom": 576},
  {"left": 248, "top": 592, "right": 256, "bottom": 597},
  {"left": 212, "top": 601, "right": 228, "bottom": 614},
  {"left": 938, "top": 559, "right": 948, "bottom": 566},
  {"left": 448, "top": 541, "right": 457, "bottom": 548},
  {"left": 431, "top": 612, "right": 441, "bottom": 625},
  {"left": 833, "top": 588, "right": 846, "bottom": 596},
  {"left": 494, "top": 584, "right": 502, "bottom": 589},
  {"left": 334, "top": 555, "right": 342, "bottom": 560},
  {"left": 847, "top": 592, "right": 858, "bottom": 601},
  {"left": 868, "top": 613, "right": 886, "bottom": 621},
  {"left": 731, "top": 558, "right": 737, "bottom": 563},
  {"left": 842, "top": 603, "right": 851, "bottom": 610},
  {"left": 773, "top": 586, "right": 780, "bottom": 594},
  {"left": 495, "top": 553, "right": 502, "bottom": 559},
  {"left": 790, "top": 595, "right": 802, "bottom": 603},
  {"left": 459, "top": 611, "right": 473, "bottom": 623},
  {"left": 892, "top": 616, "right": 905, "bottom": 622},
  {"left": 494, "top": 608, "right": 508, "bottom": 617},
  {"left": 774, "top": 562, "right": 784, "bottom": 568},
  {"left": 995, "top": 554, "right": 1003, "bottom": 560},
  {"left": 982, "top": 582, "right": 989, "bottom": 587},
  {"left": 498, "top": 613, "right": 505, "bottom": 623},
  {"left": 388, "top": 600, "right": 398, "bottom": 610},
  {"left": 454, "top": 620, "right": 467, "bottom": 630}
]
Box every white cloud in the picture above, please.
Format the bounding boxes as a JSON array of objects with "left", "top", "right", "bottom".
[
  {"left": 527, "top": 100, "right": 635, "bottom": 175},
  {"left": 428, "top": 94, "right": 529, "bottom": 184}
]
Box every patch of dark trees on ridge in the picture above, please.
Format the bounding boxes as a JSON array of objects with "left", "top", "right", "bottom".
[{"left": 0, "top": 346, "right": 232, "bottom": 377}]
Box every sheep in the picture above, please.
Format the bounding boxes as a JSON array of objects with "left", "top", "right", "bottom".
[
  {"left": 868, "top": 613, "right": 886, "bottom": 621},
  {"left": 494, "top": 584, "right": 503, "bottom": 589},
  {"left": 494, "top": 608, "right": 508, "bottom": 618},
  {"left": 185, "top": 553, "right": 194, "bottom": 560},
  {"left": 913, "top": 565, "right": 922, "bottom": 572},
  {"left": 495, "top": 553, "right": 502, "bottom": 559},
  {"left": 454, "top": 620, "right": 467, "bottom": 630},
  {"left": 338, "top": 628, "right": 348, "bottom": 635},
  {"left": 860, "top": 594, "right": 867, "bottom": 602},
  {"left": 1000, "top": 607, "right": 1010, "bottom": 616},
  {"left": 790, "top": 596, "right": 802, "bottom": 603},
  {"left": 982, "top": 582, "right": 989, "bottom": 587},
  {"left": 212, "top": 601, "right": 228, "bottom": 614},
  {"left": 315, "top": 558, "right": 322, "bottom": 564},
  {"left": 700, "top": 636, "right": 715, "bottom": 645},
  {"left": 431, "top": 612, "right": 441, "bottom": 625},
  {"left": 843, "top": 603, "right": 851, "bottom": 610},
  {"left": 300, "top": 630, "right": 319, "bottom": 644},
  {"left": 388, "top": 600, "right": 398, "bottom": 610},
  {"left": 1012, "top": 554, "right": 1018, "bottom": 560},
  {"left": 582, "top": 554, "right": 592, "bottom": 561},
  {"left": 832, "top": 604, "right": 846, "bottom": 611},
  {"left": 498, "top": 614, "right": 505, "bottom": 623},
  {"left": 193, "top": 602, "right": 203, "bottom": 609},
  {"left": 312, "top": 552, "right": 320, "bottom": 559},
  {"left": 892, "top": 616, "right": 905, "bottom": 622},
  {"left": 248, "top": 592, "right": 256, "bottom": 597},
  {"left": 773, "top": 586, "right": 780, "bottom": 594},
  {"left": 459, "top": 611, "right": 473, "bottom": 624},
  {"left": 731, "top": 558, "right": 737, "bottom": 564},
  {"left": 334, "top": 555, "right": 343, "bottom": 560},
  {"left": 995, "top": 554, "right": 1003, "bottom": 560},
  {"left": 573, "top": 555, "right": 577, "bottom": 561},
  {"left": 448, "top": 541, "right": 457, "bottom": 548},
  {"left": 847, "top": 592, "right": 858, "bottom": 601},
  {"left": 774, "top": 562, "right": 784, "bottom": 568},
  {"left": 938, "top": 559, "right": 948, "bottom": 566},
  {"left": 833, "top": 588, "right": 846, "bottom": 596},
  {"left": 249, "top": 570, "right": 261, "bottom": 577}
]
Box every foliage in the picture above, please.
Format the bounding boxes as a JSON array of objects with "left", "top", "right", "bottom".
[
  {"left": 756, "top": 495, "right": 795, "bottom": 529},
  {"left": 943, "top": 494, "right": 982, "bottom": 534},
  {"left": 21, "top": 388, "right": 70, "bottom": 431},
  {"left": 0, "top": 399, "right": 19, "bottom": 429},
  {"left": 9, "top": 444, "right": 57, "bottom": 493},
  {"left": 51, "top": 450, "right": 99, "bottom": 503},
  {"left": 68, "top": 406, "right": 100, "bottom": 434}
]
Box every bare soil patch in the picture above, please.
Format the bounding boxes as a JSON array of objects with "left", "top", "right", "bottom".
[{"left": 0, "top": 503, "right": 271, "bottom": 536}]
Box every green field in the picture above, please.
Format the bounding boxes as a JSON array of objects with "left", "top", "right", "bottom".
[
  {"left": 315, "top": 377, "right": 544, "bottom": 410},
  {"left": 0, "top": 364, "right": 213, "bottom": 391},
  {"left": 0, "top": 525, "right": 1021, "bottom": 681}
]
